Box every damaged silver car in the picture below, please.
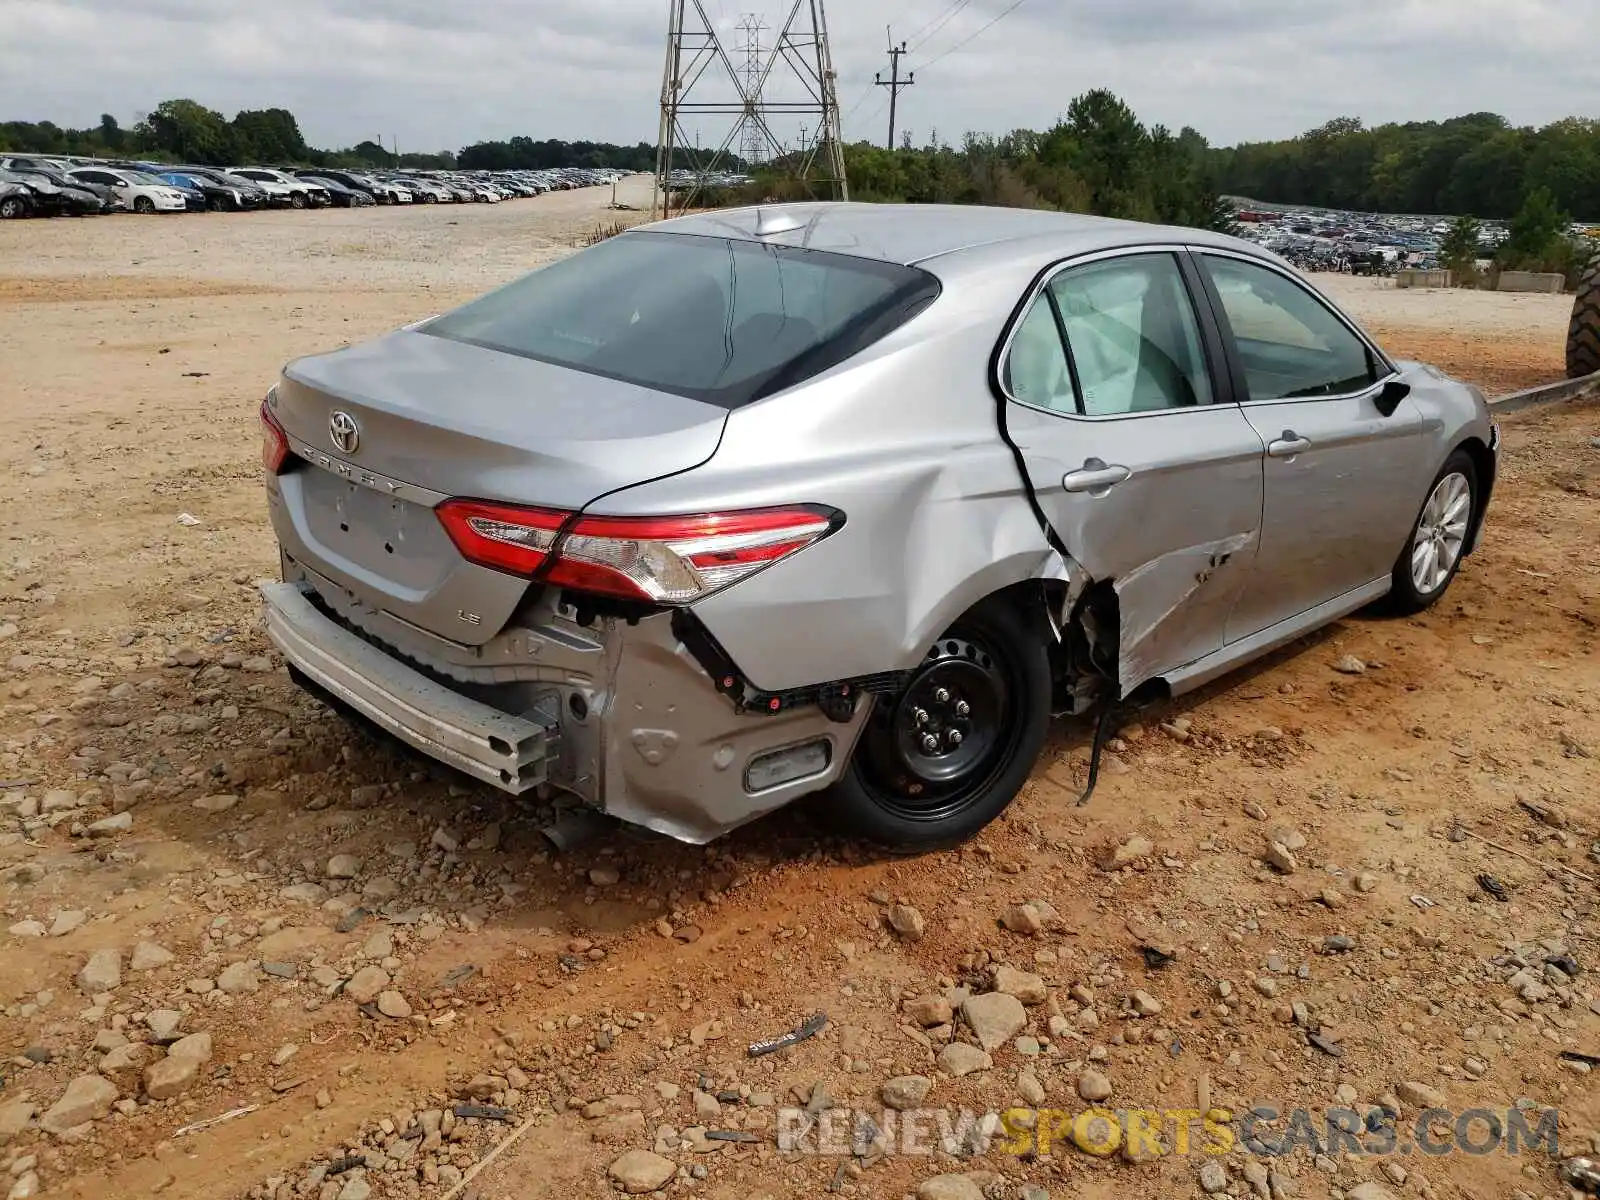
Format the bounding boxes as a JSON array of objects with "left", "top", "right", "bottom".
[{"left": 259, "top": 203, "right": 1498, "bottom": 845}]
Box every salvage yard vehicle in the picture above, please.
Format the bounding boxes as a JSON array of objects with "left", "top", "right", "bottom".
[
  {"left": 1570, "top": 248, "right": 1600, "bottom": 379},
  {"left": 231, "top": 168, "right": 331, "bottom": 208},
  {"left": 0, "top": 177, "right": 36, "bottom": 219},
  {"left": 5, "top": 167, "right": 111, "bottom": 214},
  {"left": 258, "top": 204, "right": 1499, "bottom": 847},
  {"left": 64, "top": 166, "right": 187, "bottom": 213}
]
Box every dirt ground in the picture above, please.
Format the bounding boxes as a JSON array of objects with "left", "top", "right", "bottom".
[{"left": 0, "top": 184, "right": 1596, "bottom": 1200}]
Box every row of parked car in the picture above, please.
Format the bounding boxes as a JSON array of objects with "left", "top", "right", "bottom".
[{"left": 0, "top": 157, "right": 631, "bottom": 218}]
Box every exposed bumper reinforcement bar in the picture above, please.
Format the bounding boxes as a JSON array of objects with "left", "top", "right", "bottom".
[{"left": 260, "top": 581, "right": 550, "bottom": 793}]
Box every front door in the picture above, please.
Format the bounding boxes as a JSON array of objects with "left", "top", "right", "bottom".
[
  {"left": 1000, "top": 249, "right": 1266, "bottom": 695},
  {"left": 1193, "top": 252, "right": 1425, "bottom": 643}
]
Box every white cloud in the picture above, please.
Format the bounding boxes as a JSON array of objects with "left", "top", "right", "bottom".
[{"left": 0, "top": 0, "right": 1593, "bottom": 154}]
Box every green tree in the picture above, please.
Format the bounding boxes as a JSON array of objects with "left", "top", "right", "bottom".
[
  {"left": 140, "top": 99, "right": 238, "bottom": 164},
  {"left": 1499, "top": 186, "right": 1570, "bottom": 267},
  {"left": 1439, "top": 214, "right": 1483, "bottom": 281},
  {"left": 98, "top": 113, "right": 125, "bottom": 151},
  {"left": 231, "top": 108, "right": 308, "bottom": 163}
]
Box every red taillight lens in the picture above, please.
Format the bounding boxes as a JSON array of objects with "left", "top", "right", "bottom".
[
  {"left": 435, "top": 500, "right": 839, "bottom": 605},
  {"left": 260, "top": 395, "right": 290, "bottom": 474}
]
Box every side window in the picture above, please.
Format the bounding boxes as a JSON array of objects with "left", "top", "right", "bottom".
[
  {"left": 1202, "top": 256, "right": 1378, "bottom": 401},
  {"left": 1002, "top": 295, "right": 1076, "bottom": 414},
  {"left": 1047, "top": 254, "right": 1213, "bottom": 416}
]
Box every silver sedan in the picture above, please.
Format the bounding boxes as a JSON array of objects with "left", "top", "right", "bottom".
[{"left": 258, "top": 203, "right": 1498, "bottom": 845}]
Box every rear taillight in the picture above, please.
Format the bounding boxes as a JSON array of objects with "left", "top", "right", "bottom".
[
  {"left": 435, "top": 500, "right": 839, "bottom": 605},
  {"left": 260, "top": 393, "right": 290, "bottom": 474}
]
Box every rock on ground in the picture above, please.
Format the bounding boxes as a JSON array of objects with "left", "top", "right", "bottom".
[
  {"left": 216, "top": 961, "right": 261, "bottom": 995},
  {"left": 881, "top": 1075, "right": 933, "bottom": 1111},
  {"left": 129, "top": 941, "right": 174, "bottom": 971},
  {"left": 144, "top": 1055, "right": 201, "bottom": 1101},
  {"left": 886, "top": 903, "right": 926, "bottom": 941},
  {"left": 40, "top": 1075, "right": 118, "bottom": 1133},
  {"left": 607, "top": 1149, "right": 676, "bottom": 1194},
  {"left": 961, "top": 992, "right": 1027, "bottom": 1052},
  {"left": 1098, "top": 834, "right": 1154, "bottom": 870},
  {"left": 1395, "top": 1081, "right": 1446, "bottom": 1109},
  {"left": 0, "top": 1100, "right": 37, "bottom": 1143},
  {"left": 1077, "top": 1069, "right": 1113, "bottom": 1102},
  {"left": 76, "top": 948, "right": 121, "bottom": 994},
  {"left": 937, "top": 1043, "right": 993, "bottom": 1077},
  {"left": 344, "top": 965, "right": 390, "bottom": 1004},
  {"left": 916, "top": 1175, "right": 986, "bottom": 1200},
  {"left": 993, "top": 966, "right": 1047, "bottom": 1005}
]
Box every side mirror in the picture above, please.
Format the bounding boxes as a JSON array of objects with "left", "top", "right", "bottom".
[{"left": 1374, "top": 378, "right": 1411, "bottom": 417}]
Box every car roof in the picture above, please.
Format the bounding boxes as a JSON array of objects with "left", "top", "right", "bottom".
[{"left": 645, "top": 202, "right": 1264, "bottom": 270}]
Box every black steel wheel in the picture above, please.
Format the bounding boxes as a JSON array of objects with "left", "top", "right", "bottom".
[{"left": 820, "top": 597, "right": 1051, "bottom": 847}]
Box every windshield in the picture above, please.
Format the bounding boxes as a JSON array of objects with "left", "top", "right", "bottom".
[
  {"left": 131, "top": 172, "right": 168, "bottom": 186},
  {"left": 422, "top": 230, "right": 940, "bottom": 409}
]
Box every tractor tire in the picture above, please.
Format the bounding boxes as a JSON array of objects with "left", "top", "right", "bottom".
[{"left": 1569, "top": 250, "right": 1600, "bottom": 379}]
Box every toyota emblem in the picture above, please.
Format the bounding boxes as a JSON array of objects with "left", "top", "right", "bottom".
[{"left": 328, "top": 410, "right": 360, "bottom": 454}]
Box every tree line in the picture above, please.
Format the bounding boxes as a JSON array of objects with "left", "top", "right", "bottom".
[
  {"left": 0, "top": 99, "right": 656, "bottom": 172},
  {"left": 1210, "top": 113, "right": 1600, "bottom": 220},
  {"left": 746, "top": 90, "right": 1236, "bottom": 234},
  {"left": 6, "top": 94, "right": 1596, "bottom": 232}
]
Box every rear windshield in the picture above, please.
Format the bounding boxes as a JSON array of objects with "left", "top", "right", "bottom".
[{"left": 421, "top": 230, "right": 940, "bottom": 408}]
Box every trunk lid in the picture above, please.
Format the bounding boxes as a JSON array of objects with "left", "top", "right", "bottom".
[{"left": 270, "top": 329, "right": 727, "bottom": 643}]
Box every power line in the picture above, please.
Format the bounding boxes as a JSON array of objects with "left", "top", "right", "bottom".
[
  {"left": 920, "top": 0, "right": 1030, "bottom": 70},
  {"left": 908, "top": 0, "right": 975, "bottom": 53}
]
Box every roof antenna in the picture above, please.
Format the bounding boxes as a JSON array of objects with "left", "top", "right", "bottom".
[{"left": 754, "top": 206, "right": 807, "bottom": 238}]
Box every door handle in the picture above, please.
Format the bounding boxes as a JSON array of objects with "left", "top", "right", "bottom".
[
  {"left": 1267, "top": 432, "right": 1311, "bottom": 459},
  {"left": 1062, "top": 460, "right": 1131, "bottom": 494}
]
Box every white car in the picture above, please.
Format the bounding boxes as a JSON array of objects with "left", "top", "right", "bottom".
[
  {"left": 232, "top": 168, "right": 329, "bottom": 209},
  {"left": 66, "top": 167, "right": 187, "bottom": 214}
]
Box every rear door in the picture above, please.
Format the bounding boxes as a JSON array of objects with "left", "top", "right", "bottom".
[
  {"left": 999, "top": 247, "right": 1266, "bottom": 695},
  {"left": 1192, "top": 252, "right": 1425, "bottom": 642}
]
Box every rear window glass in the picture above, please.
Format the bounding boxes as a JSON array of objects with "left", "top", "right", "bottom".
[{"left": 421, "top": 230, "right": 940, "bottom": 408}]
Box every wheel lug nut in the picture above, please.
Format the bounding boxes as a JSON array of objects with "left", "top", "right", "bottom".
[
  {"left": 947, "top": 729, "right": 963, "bottom": 747},
  {"left": 920, "top": 733, "right": 939, "bottom": 753},
  {"left": 934, "top": 687, "right": 951, "bottom": 704},
  {"left": 913, "top": 708, "right": 929, "bottom": 725},
  {"left": 954, "top": 700, "right": 970, "bottom": 717}
]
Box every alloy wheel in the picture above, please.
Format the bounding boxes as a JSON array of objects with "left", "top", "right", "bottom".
[{"left": 1410, "top": 471, "right": 1471, "bottom": 594}]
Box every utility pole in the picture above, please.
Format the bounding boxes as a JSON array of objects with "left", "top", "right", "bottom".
[{"left": 874, "top": 34, "right": 914, "bottom": 151}]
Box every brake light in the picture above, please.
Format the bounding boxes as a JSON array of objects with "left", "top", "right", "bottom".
[
  {"left": 435, "top": 500, "right": 839, "bottom": 605},
  {"left": 260, "top": 394, "right": 290, "bottom": 474}
]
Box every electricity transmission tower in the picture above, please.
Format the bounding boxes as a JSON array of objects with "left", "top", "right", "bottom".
[
  {"left": 653, "top": 0, "right": 849, "bottom": 217},
  {"left": 736, "top": 14, "right": 769, "bottom": 167}
]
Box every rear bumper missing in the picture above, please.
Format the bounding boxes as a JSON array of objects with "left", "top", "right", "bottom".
[
  {"left": 260, "top": 579, "right": 871, "bottom": 843},
  {"left": 263, "top": 582, "right": 551, "bottom": 791}
]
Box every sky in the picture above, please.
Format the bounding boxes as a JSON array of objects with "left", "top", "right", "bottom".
[{"left": 1, "top": 0, "right": 1595, "bottom": 154}]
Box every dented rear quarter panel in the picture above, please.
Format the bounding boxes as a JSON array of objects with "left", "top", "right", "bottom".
[{"left": 589, "top": 256, "right": 1064, "bottom": 694}]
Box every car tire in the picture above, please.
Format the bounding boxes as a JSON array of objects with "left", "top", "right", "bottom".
[
  {"left": 1, "top": 197, "right": 29, "bottom": 219},
  {"left": 817, "top": 596, "right": 1051, "bottom": 848},
  {"left": 290, "top": 192, "right": 307, "bottom": 209},
  {"left": 1387, "top": 448, "right": 1478, "bottom": 614},
  {"left": 133, "top": 195, "right": 155, "bottom": 214}
]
